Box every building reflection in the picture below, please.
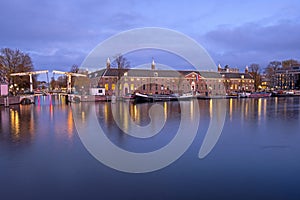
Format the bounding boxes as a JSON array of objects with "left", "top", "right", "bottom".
[
  {"left": 0, "top": 95, "right": 79, "bottom": 147},
  {"left": 10, "top": 108, "right": 20, "bottom": 137},
  {"left": 190, "top": 100, "right": 194, "bottom": 120},
  {"left": 229, "top": 98, "right": 233, "bottom": 121},
  {"left": 227, "top": 98, "right": 272, "bottom": 124},
  {"left": 164, "top": 101, "right": 168, "bottom": 121},
  {"left": 0, "top": 104, "right": 36, "bottom": 145},
  {"left": 99, "top": 101, "right": 188, "bottom": 138},
  {"left": 67, "top": 108, "right": 74, "bottom": 139},
  {"left": 257, "top": 98, "right": 262, "bottom": 122}
]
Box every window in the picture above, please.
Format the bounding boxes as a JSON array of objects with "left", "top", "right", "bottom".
[
  {"left": 130, "top": 84, "right": 134, "bottom": 91},
  {"left": 143, "top": 84, "right": 146, "bottom": 90},
  {"left": 112, "top": 84, "right": 115, "bottom": 91},
  {"left": 124, "top": 72, "right": 128, "bottom": 76},
  {"left": 105, "top": 84, "right": 108, "bottom": 90},
  {"left": 154, "top": 72, "right": 158, "bottom": 77}
]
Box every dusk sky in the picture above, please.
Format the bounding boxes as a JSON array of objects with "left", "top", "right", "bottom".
[{"left": 1, "top": 0, "right": 300, "bottom": 75}]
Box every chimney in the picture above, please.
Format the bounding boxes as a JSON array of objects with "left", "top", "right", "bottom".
[
  {"left": 106, "top": 57, "right": 111, "bottom": 69},
  {"left": 245, "top": 65, "right": 249, "bottom": 73},
  {"left": 151, "top": 58, "right": 155, "bottom": 70},
  {"left": 217, "top": 63, "right": 222, "bottom": 72}
]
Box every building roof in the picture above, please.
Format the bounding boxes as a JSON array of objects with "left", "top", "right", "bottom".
[
  {"left": 220, "top": 72, "right": 252, "bottom": 79},
  {"left": 199, "top": 71, "right": 222, "bottom": 79},
  {"left": 88, "top": 68, "right": 224, "bottom": 79},
  {"left": 275, "top": 68, "right": 300, "bottom": 74},
  {"left": 88, "top": 69, "right": 106, "bottom": 78},
  {"left": 126, "top": 69, "right": 182, "bottom": 77}
]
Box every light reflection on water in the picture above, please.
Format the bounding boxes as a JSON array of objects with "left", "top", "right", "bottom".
[
  {"left": 1, "top": 96, "right": 300, "bottom": 199},
  {"left": 0, "top": 95, "right": 75, "bottom": 147}
]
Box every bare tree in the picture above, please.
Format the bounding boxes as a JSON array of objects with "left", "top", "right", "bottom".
[
  {"left": 0, "top": 48, "right": 34, "bottom": 91},
  {"left": 70, "top": 64, "right": 79, "bottom": 73},
  {"left": 111, "top": 54, "right": 130, "bottom": 96},
  {"left": 249, "top": 63, "right": 261, "bottom": 91},
  {"left": 70, "top": 64, "right": 80, "bottom": 87},
  {"left": 112, "top": 54, "right": 130, "bottom": 69},
  {"left": 57, "top": 76, "right": 67, "bottom": 88},
  {"left": 264, "top": 61, "right": 281, "bottom": 89},
  {"left": 282, "top": 59, "right": 300, "bottom": 69}
]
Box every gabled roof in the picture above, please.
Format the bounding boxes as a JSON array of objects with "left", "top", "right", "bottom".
[
  {"left": 88, "top": 69, "right": 106, "bottom": 78},
  {"left": 103, "top": 68, "right": 127, "bottom": 76}
]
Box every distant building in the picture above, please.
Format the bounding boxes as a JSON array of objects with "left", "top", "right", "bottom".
[
  {"left": 260, "top": 74, "right": 270, "bottom": 90},
  {"left": 274, "top": 66, "right": 300, "bottom": 90},
  {"left": 218, "top": 64, "right": 255, "bottom": 93},
  {"left": 88, "top": 59, "right": 225, "bottom": 96},
  {"left": 0, "top": 82, "right": 9, "bottom": 96}
]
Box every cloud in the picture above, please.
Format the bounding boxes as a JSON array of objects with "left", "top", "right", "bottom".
[
  {"left": 1, "top": 0, "right": 300, "bottom": 72},
  {"left": 203, "top": 19, "right": 300, "bottom": 67},
  {"left": 0, "top": 0, "right": 145, "bottom": 70}
]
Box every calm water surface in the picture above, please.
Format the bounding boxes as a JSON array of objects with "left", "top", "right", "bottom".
[{"left": 1, "top": 95, "right": 300, "bottom": 200}]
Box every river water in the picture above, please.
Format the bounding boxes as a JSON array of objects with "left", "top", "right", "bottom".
[{"left": 1, "top": 95, "right": 300, "bottom": 200}]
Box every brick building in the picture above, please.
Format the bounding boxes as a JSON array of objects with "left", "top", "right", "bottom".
[
  {"left": 274, "top": 67, "right": 300, "bottom": 90},
  {"left": 88, "top": 59, "right": 225, "bottom": 96},
  {"left": 218, "top": 65, "right": 255, "bottom": 94}
]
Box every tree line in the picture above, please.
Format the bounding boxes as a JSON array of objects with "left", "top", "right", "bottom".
[
  {"left": 0, "top": 48, "right": 34, "bottom": 92},
  {"left": 2, "top": 47, "right": 299, "bottom": 93},
  {"left": 249, "top": 59, "right": 300, "bottom": 91}
]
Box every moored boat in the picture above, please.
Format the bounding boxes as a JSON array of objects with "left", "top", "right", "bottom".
[
  {"left": 134, "top": 92, "right": 176, "bottom": 103},
  {"left": 177, "top": 92, "right": 194, "bottom": 100},
  {"left": 238, "top": 92, "right": 251, "bottom": 98},
  {"left": 272, "top": 90, "right": 294, "bottom": 97},
  {"left": 121, "top": 94, "right": 135, "bottom": 101}
]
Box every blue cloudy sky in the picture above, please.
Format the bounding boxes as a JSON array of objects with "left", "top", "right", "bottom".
[{"left": 1, "top": 0, "right": 300, "bottom": 74}]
